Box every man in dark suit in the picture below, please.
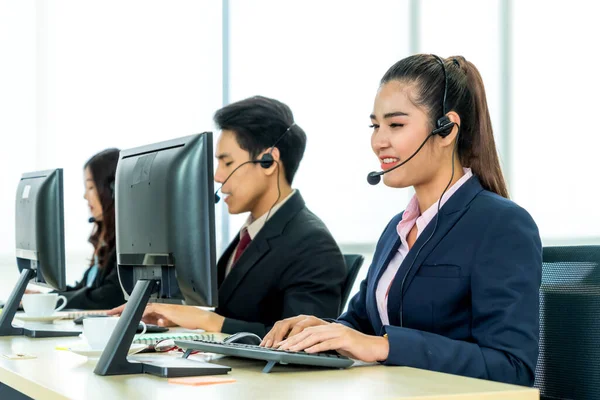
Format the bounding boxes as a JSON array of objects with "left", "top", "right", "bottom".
[{"left": 109, "top": 96, "right": 346, "bottom": 337}]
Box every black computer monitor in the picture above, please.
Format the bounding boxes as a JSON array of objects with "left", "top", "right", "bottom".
[
  {"left": 0, "top": 169, "right": 79, "bottom": 337},
  {"left": 95, "top": 132, "right": 228, "bottom": 378},
  {"left": 115, "top": 133, "right": 218, "bottom": 306}
]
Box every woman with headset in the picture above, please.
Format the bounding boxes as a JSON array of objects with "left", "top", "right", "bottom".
[
  {"left": 262, "top": 54, "right": 542, "bottom": 387},
  {"left": 58, "top": 148, "right": 126, "bottom": 310}
]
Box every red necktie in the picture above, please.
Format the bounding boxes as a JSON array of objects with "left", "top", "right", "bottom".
[{"left": 232, "top": 228, "right": 252, "bottom": 266}]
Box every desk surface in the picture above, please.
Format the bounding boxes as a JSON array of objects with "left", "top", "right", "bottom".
[{"left": 0, "top": 332, "right": 539, "bottom": 400}]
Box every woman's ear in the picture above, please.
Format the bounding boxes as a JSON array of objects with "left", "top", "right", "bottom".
[{"left": 438, "top": 111, "right": 461, "bottom": 148}]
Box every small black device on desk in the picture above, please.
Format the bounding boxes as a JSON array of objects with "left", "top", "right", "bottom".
[
  {"left": 175, "top": 332, "right": 354, "bottom": 373},
  {"left": 73, "top": 315, "right": 169, "bottom": 333}
]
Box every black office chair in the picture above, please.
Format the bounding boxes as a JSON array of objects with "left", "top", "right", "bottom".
[
  {"left": 341, "top": 254, "right": 365, "bottom": 310},
  {"left": 535, "top": 245, "right": 600, "bottom": 400}
]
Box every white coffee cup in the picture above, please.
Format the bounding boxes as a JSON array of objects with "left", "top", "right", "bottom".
[
  {"left": 22, "top": 293, "right": 67, "bottom": 317},
  {"left": 83, "top": 317, "right": 147, "bottom": 350}
]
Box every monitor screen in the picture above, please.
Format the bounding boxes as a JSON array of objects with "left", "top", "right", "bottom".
[
  {"left": 15, "top": 169, "right": 67, "bottom": 291},
  {"left": 115, "top": 132, "right": 217, "bottom": 307}
]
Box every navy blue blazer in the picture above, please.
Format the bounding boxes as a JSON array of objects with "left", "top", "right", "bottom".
[{"left": 338, "top": 176, "right": 542, "bottom": 386}]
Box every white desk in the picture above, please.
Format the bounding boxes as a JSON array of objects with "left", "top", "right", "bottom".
[{"left": 0, "top": 333, "right": 540, "bottom": 400}]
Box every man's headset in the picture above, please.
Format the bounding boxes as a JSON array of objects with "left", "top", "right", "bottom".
[{"left": 214, "top": 123, "right": 296, "bottom": 203}]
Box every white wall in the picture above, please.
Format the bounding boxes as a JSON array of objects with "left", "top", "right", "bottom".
[
  {"left": 0, "top": 0, "right": 37, "bottom": 265},
  {"left": 419, "top": 0, "right": 504, "bottom": 161},
  {"left": 228, "top": 0, "right": 413, "bottom": 244},
  {"left": 512, "top": 1, "right": 600, "bottom": 243},
  {"left": 1, "top": 1, "right": 223, "bottom": 285}
]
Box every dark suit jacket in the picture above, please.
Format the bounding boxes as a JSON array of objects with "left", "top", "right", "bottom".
[
  {"left": 216, "top": 191, "right": 346, "bottom": 337},
  {"left": 338, "top": 176, "right": 542, "bottom": 386},
  {"left": 57, "top": 250, "right": 126, "bottom": 310}
]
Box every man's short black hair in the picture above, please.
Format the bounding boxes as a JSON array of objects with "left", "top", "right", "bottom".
[{"left": 214, "top": 96, "right": 307, "bottom": 184}]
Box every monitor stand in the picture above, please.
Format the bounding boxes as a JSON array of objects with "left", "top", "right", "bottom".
[
  {"left": 93, "top": 279, "right": 231, "bottom": 377},
  {"left": 0, "top": 269, "right": 80, "bottom": 338}
]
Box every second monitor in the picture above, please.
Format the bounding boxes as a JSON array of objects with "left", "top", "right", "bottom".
[
  {"left": 94, "top": 132, "right": 227, "bottom": 377},
  {"left": 116, "top": 132, "right": 218, "bottom": 305}
]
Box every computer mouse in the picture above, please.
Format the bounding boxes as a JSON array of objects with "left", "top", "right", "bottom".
[
  {"left": 224, "top": 332, "right": 262, "bottom": 346},
  {"left": 73, "top": 314, "right": 108, "bottom": 324}
]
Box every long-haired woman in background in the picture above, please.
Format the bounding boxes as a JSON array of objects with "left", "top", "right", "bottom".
[{"left": 58, "top": 148, "right": 125, "bottom": 310}]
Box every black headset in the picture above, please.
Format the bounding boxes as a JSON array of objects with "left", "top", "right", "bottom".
[
  {"left": 430, "top": 54, "right": 455, "bottom": 138},
  {"left": 255, "top": 123, "right": 296, "bottom": 169}
]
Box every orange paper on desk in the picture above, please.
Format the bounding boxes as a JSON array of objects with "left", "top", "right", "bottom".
[{"left": 168, "top": 376, "right": 236, "bottom": 386}]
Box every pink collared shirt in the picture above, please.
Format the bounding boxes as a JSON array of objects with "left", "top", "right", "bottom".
[{"left": 376, "top": 168, "right": 473, "bottom": 326}]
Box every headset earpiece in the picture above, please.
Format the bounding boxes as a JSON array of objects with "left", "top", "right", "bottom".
[
  {"left": 432, "top": 115, "right": 455, "bottom": 138},
  {"left": 257, "top": 123, "right": 296, "bottom": 169},
  {"left": 430, "top": 55, "right": 455, "bottom": 139},
  {"left": 258, "top": 153, "right": 275, "bottom": 169},
  {"left": 109, "top": 180, "right": 115, "bottom": 199}
]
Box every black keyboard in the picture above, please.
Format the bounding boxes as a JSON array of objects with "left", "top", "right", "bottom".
[{"left": 174, "top": 339, "right": 354, "bottom": 373}]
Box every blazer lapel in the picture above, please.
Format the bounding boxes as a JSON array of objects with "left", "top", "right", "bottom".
[
  {"left": 217, "top": 239, "right": 238, "bottom": 287},
  {"left": 367, "top": 232, "right": 401, "bottom": 332},
  {"left": 218, "top": 237, "right": 271, "bottom": 305},
  {"left": 372, "top": 214, "right": 404, "bottom": 289},
  {"left": 217, "top": 191, "right": 306, "bottom": 306},
  {"left": 386, "top": 176, "right": 484, "bottom": 326}
]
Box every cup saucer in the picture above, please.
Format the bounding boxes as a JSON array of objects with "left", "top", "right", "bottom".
[{"left": 15, "top": 312, "right": 68, "bottom": 323}]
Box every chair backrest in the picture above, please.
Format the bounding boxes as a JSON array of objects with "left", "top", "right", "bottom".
[
  {"left": 341, "top": 254, "right": 365, "bottom": 310},
  {"left": 535, "top": 245, "right": 600, "bottom": 400}
]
